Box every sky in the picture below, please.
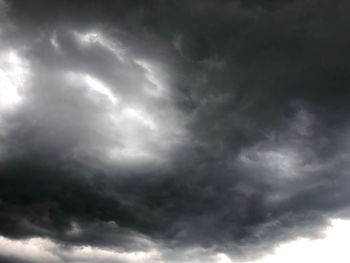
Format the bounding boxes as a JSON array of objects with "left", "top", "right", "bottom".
[{"left": 0, "top": 0, "right": 350, "bottom": 262}]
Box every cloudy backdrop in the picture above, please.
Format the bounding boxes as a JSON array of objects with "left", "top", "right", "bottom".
[{"left": 1, "top": 0, "right": 350, "bottom": 262}]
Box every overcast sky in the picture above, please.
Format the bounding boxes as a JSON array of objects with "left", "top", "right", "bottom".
[{"left": 1, "top": 0, "right": 350, "bottom": 262}]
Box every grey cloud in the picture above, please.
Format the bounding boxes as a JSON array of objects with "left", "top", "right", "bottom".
[{"left": 1, "top": 0, "right": 350, "bottom": 262}]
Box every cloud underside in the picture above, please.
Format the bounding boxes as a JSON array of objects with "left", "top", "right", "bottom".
[{"left": 1, "top": 0, "right": 350, "bottom": 262}]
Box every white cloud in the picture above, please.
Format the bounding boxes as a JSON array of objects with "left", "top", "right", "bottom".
[
  {"left": 1, "top": 219, "right": 350, "bottom": 263},
  {"left": 74, "top": 30, "right": 125, "bottom": 62},
  {"left": 50, "top": 29, "right": 187, "bottom": 168},
  {"left": 245, "top": 218, "right": 350, "bottom": 263},
  {"left": 214, "top": 253, "right": 233, "bottom": 263},
  {"left": 50, "top": 32, "right": 60, "bottom": 50},
  {"left": 134, "top": 60, "right": 166, "bottom": 96},
  {"left": 3, "top": 219, "right": 350, "bottom": 263},
  {"left": 0, "top": 235, "right": 161, "bottom": 263},
  {"left": 0, "top": 49, "right": 30, "bottom": 109},
  {"left": 0, "top": 236, "right": 61, "bottom": 263},
  {"left": 122, "top": 107, "right": 157, "bottom": 131},
  {"left": 66, "top": 72, "right": 119, "bottom": 105}
]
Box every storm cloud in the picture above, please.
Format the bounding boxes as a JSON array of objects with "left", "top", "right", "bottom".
[{"left": 1, "top": 0, "right": 350, "bottom": 262}]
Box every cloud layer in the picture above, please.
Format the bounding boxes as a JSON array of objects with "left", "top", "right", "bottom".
[{"left": 1, "top": 0, "right": 350, "bottom": 262}]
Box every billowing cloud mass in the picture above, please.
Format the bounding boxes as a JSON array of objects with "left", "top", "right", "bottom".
[{"left": 1, "top": 0, "right": 350, "bottom": 262}]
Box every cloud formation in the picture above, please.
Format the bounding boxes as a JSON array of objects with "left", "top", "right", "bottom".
[{"left": 1, "top": 0, "right": 350, "bottom": 262}]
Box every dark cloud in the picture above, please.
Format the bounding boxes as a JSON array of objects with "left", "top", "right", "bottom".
[
  {"left": 1, "top": 0, "right": 350, "bottom": 262},
  {"left": 0, "top": 256, "right": 33, "bottom": 263}
]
